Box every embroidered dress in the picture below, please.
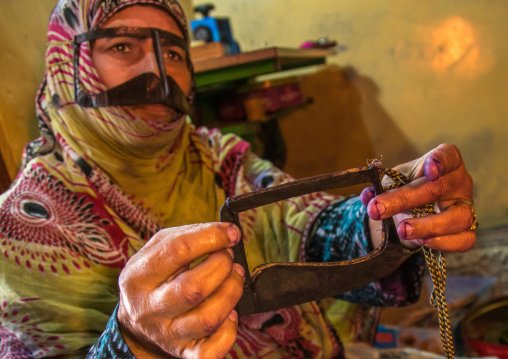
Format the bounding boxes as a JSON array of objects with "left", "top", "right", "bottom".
[{"left": 0, "top": 0, "right": 424, "bottom": 358}]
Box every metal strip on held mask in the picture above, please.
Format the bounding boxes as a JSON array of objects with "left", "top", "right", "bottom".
[{"left": 220, "top": 163, "right": 407, "bottom": 316}]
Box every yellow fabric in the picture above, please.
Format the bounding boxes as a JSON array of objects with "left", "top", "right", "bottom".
[
  {"left": 49, "top": 102, "right": 224, "bottom": 227},
  {"left": 0, "top": 154, "right": 124, "bottom": 356}
]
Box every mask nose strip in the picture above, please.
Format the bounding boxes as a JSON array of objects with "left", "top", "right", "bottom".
[{"left": 142, "top": 50, "right": 160, "bottom": 78}]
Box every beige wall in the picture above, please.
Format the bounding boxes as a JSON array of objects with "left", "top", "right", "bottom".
[
  {"left": 0, "top": 1, "right": 53, "bottom": 180},
  {"left": 211, "top": 0, "right": 508, "bottom": 229}
]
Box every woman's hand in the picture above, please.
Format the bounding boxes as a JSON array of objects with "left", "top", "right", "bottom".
[
  {"left": 361, "top": 143, "right": 476, "bottom": 253},
  {"left": 117, "top": 223, "right": 245, "bottom": 359}
]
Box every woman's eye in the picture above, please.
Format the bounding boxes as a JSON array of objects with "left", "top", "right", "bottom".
[
  {"left": 110, "top": 43, "right": 131, "bottom": 53},
  {"left": 164, "top": 50, "right": 183, "bottom": 62}
]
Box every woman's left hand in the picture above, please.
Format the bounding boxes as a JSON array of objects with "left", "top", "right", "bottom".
[{"left": 361, "top": 143, "right": 476, "bottom": 253}]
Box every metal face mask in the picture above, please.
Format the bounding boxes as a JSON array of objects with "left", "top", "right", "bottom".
[
  {"left": 73, "top": 26, "right": 192, "bottom": 115},
  {"left": 220, "top": 164, "right": 408, "bottom": 316}
]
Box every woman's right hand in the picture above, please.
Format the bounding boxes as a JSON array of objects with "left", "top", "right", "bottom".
[{"left": 117, "top": 223, "right": 245, "bottom": 359}]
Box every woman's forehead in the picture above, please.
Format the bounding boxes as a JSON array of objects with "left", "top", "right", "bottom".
[{"left": 100, "top": 5, "right": 184, "bottom": 37}]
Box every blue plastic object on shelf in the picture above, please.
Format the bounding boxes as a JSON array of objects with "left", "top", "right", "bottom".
[{"left": 191, "top": 3, "right": 240, "bottom": 55}]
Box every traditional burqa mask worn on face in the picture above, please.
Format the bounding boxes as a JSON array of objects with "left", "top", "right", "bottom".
[
  {"left": 74, "top": 26, "right": 192, "bottom": 115},
  {"left": 33, "top": 0, "right": 195, "bottom": 161}
]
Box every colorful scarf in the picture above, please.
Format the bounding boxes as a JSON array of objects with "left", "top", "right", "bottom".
[{"left": 35, "top": 0, "right": 217, "bottom": 226}]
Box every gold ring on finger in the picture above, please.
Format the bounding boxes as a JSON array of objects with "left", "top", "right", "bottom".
[{"left": 461, "top": 200, "right": 479, "bottom": 231}]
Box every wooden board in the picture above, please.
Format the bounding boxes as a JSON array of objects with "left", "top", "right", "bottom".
[{"left": 193, "top": 47, "right": 334, "bottom": 73}]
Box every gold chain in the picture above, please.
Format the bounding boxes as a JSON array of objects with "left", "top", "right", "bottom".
[{"left": 380, "top": 168, "right": 455, "bottom": 359}]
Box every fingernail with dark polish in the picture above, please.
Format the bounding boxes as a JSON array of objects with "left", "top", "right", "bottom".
[
  {"left": 227, "top": 224, "right": 240, "bottom": 244},
  {"left": 233, "top": 263, "right": 245, "bottom": 277},
  {"left": 229, "top": 310, "right": 238, "bottom": 322},
  {"left": 375, "top": 202, "right": 386, "bottom": 217},
  {"left": 432, "top": 158, "right": 441, "bottom": 174},
  {"left": 404, "top": 222, "right": 413, "bottom": 238},
  {"left": 360, "top": 187, "right": 374, "bottom": 206}
]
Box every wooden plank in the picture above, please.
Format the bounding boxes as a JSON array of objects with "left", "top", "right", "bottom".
[
  {"left": 190, "top": 41, "right": 226, "bottom": 62},
  {"left": 195, "top": 60, "right": 276, "bottom": 88},
  {"left": 194, "top": 47, "right": 331, "bottom": 88},
  {"left": 193, "top": 47, "right": 333, "bottom": 74}
]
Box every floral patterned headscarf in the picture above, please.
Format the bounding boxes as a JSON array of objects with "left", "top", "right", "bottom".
[
  {"left": 33, "top": 0, "right": 194, "bottom": 183},
  {"left": 29, "top": 0, "right": 221, "bottom": 231}
]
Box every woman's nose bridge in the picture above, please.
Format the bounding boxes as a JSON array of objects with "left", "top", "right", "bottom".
[{"left": 138, "top": 40, "right": 160, "bottom": 76}]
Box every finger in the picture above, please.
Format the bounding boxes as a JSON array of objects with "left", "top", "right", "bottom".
[
  {"left": 144, "top": 222, "right": 240, "bottom": 255},
  {"left": 360, "top": 187, "right": 375, "bottom": 207},
  {"left": 368, "top": 173, "right": 470, "bottom": 220},
  {"left": 121, "top": 223, "right": 241, "bottom": 288},
  {"left": 181, "top": 310, "right": 238, "bottom": 359},
  {"left": 423, "top": 143, "right": 463, "bottom": 181},
  {"left": 170, "top": 264, "right": 244, "bottom": 340},
  {"left": 417, "top": 231, "right": 476, "bottom": 253},
  {"left": 151, "top": 248, "right": 235, "bottom": 315},
  {"left": 397, "top": 202, "right": 476, "bottom": 240},
  {"left": 368, "top": 177, "right": 427, "bottom": 220},
  {"left": 140, "top": 223, "right": 206, "bottom": 252}
]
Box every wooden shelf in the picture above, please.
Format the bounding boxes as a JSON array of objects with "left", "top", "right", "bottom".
[{"left": 193, "top": 47, "right": 334, "bottom": 89}]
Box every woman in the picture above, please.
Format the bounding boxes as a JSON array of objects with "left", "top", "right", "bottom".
[{"left": 0, "top": 0, "right": 476, "bottom": 358}]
